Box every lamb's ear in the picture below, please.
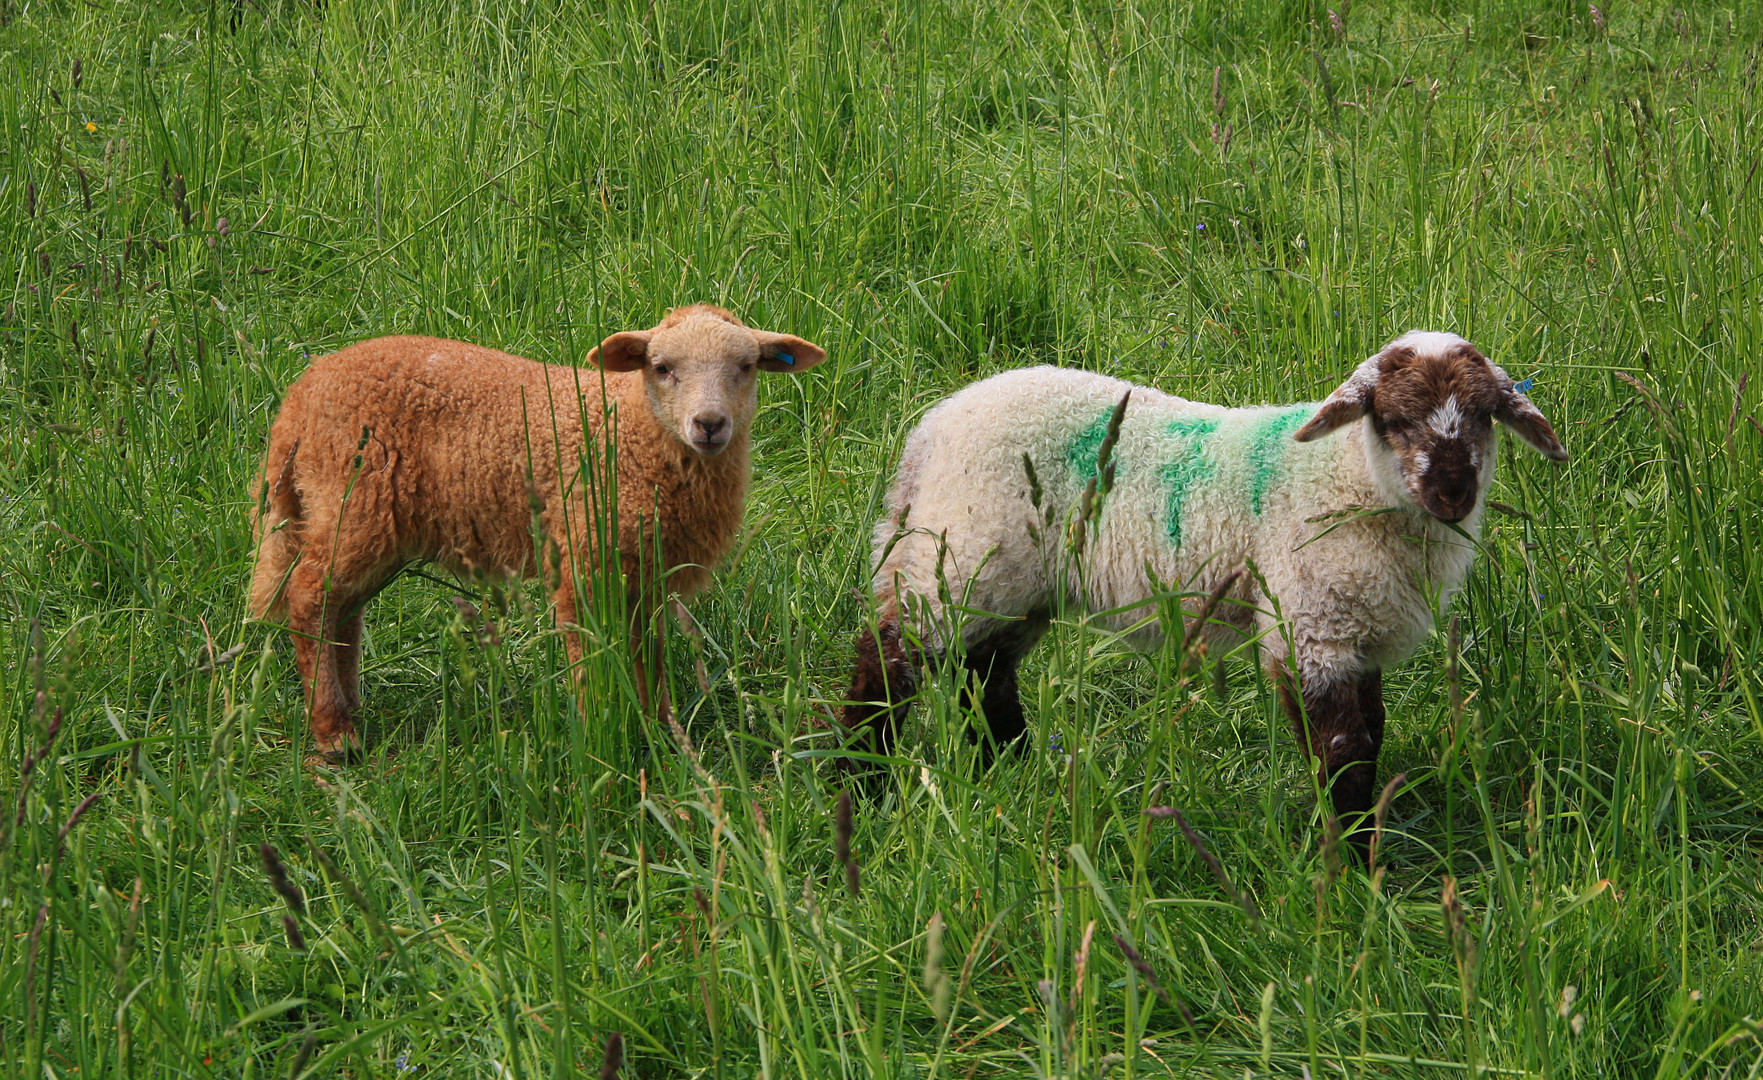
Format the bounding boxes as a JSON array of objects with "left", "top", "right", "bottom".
[
  {"left": 752, "top": 331, "right": 827, "bottom": 373},
  {"left": 1490, "top": 365, "right": 1569, "bottom": 462},
  {"left": 1293, "top": 358, "right": 1380, "bottom": 442},
  {"left": 588, "top": 330, "right": 652, "bottom": 373}
]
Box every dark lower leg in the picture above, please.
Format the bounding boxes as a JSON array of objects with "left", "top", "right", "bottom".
[
  {"left": 961, "top": 644, "right": 1027, "bottom": 762},
  {"left": 1274, "top": 662, "right": 1379, "bottom": 843},
  {"left": 632, "top": 639, "right": 672, "bottom": 717},
  {"left": 1358, "top": 669, "right": 1386, "bottom": 759},
  {"left": 840, "top": 621, "right": 918, "bottom": 767}
]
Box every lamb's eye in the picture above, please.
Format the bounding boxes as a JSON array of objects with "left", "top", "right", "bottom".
[
  {"left": 653, "top": 364, "right": 671, "bottom": 378},
  {"left": 740, "top": 363, "right": 755, "bottom": 375}
]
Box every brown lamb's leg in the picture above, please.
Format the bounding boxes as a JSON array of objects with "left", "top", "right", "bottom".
[
  {"left": 288, "top": 559, "right": 366, "bottom": 762},
  {"left": 551, "top": 574, "right": 671, "bottom": 719},
  {"left": 554, "top": 578, "right": 588, "bottom": 709},
  {"left": 839, "top": 620, "right": 918, "bottom": 778},
  {"left": 1273, "top": 660, "right": 1381, "bottom": 859},
  {"left": 626, "top": 589, "right": 672, "bottom": 717},
  {"left": 286, "top": 517, "right": 395, "bottom": 763},
  {"left": 334, "top": 612, "right": 365, "bottom": 713}
]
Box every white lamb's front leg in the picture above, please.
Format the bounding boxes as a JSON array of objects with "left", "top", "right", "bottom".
[{"left": 1256, "top": 605, "right": 1386, "bottom": 857}]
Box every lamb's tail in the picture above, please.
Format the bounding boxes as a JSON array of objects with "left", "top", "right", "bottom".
[{"left": 248, "top": 435, "right": 303, "bottom": 621}]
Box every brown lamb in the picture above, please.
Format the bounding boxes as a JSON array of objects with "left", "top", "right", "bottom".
[{"left": 248, "top": 304, "right": 825, "bottom": 760}]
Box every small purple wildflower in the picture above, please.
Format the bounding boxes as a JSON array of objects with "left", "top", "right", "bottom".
[{"left": 1195, "top": 222, "right": 1206, "bottom": 232}]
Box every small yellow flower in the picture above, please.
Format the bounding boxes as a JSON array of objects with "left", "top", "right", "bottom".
[{"left": 86, "top": 122, "right": 97, "bottom": 132}]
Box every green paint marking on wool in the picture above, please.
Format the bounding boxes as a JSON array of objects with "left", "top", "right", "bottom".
[
  {"left": 1162, "top": 417, "right": 1220, "bottom": 547},
  {"left": 1248, "top": 405, "right": 1318, "bottom": 516},
  {"left": 1067, "top": 409, "right": 1115, "bottom": 482}
]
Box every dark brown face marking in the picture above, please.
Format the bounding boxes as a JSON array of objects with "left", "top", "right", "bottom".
[
  {"left": 1296, "top": 331, "right": 1567, "bottom": 516},
  {"left": 1363, "top": 341, "right": 1506, "bottom": 523}
]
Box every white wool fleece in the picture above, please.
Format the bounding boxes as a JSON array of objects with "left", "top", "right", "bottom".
[{"left": 870, "top": 366, "right": 1486, "bottom": 687}]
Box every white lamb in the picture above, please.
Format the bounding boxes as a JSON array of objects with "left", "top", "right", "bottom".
[{"left": 840, "top": 331, "right": 1567, "bottom": 837}]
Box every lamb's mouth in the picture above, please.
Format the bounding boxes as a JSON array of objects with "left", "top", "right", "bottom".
[
  {"left": 691, "top": 437, "right": 730, "bottom": 455},
  {"left": 1423, "top": 499, "right": 1473, "bottom": 525}
]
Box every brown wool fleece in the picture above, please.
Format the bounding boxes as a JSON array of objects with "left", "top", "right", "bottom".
[{"left": 249, "top": 306, "right": 824, "bottom": 758}]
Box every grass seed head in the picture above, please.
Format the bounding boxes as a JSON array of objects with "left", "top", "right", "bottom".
[
  {"left": 281, "top": 913, "right": 305, "bottom": 951},
  {"left": 1441, "top": 875, "right": 1476, "bottom": 969},
  {"left": 835, "top": 790, "right": 860, "bottom": 897},
  {"left": 598, "top": 1032, "right": 624, "bottom": 1079},
  {"left": 1071, "top": 918, "right": 1095, "bottom": 1010},
  {"left": 287, "top": 1029, "right": 319, "bottom": 1079},
  {"left": 172, "top": 173, "right": 190, "bottom": 226},
  {"left": 834, "top": 789, "right": 853, "bottom": 864},
  {"left": 259, "top": 842, "right": 304, "bottom": 915},
  {"left": 923, "top": 913, "right": 951, "bottom": 1020}
]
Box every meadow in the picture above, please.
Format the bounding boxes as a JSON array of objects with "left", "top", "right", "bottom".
[{"left": 3, "top": 0, "right": 1762, "bottom": 1075}]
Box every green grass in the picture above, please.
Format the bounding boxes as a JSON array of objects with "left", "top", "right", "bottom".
[{"left": 3, "top": 0, "right": 1762, "bottom": 1075}]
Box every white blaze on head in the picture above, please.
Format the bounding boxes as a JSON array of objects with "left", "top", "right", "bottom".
[
  {"left": 1428, "top": 396, "right": 1465, "bottom": 439},
  {"left": 1388, "top": 329, "right": 1472, "bottom": 355}
]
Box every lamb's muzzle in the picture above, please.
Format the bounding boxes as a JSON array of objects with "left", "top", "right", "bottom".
[
  {"left": 249, "top": 304, "right": 825, "bottom": 761},
  {"left": 841, "top": 330, "right": 1566, "bottom": 855}
]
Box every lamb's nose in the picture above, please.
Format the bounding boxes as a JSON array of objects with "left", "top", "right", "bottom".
[
  {"left": 694, "top": 415, "right": 729, "bottom": 443},
  {"left": 1437, "top": 482, "right": 1476, "bottom": 520}
]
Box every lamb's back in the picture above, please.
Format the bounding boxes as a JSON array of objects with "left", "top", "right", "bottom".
[{"left": 275, "top": 336, "right": 629, "bottom": 571}]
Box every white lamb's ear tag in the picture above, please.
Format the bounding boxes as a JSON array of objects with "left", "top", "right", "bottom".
[
  {"left": 1294, "top": 357, "right": 1380, "bottom": 442},
  {"left": 1490, "top": 363, "right": 1569, "bottom": 461}
]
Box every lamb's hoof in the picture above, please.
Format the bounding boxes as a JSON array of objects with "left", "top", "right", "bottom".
[{"left": 310, "top": 729, "right": 364, "bottom": 766}]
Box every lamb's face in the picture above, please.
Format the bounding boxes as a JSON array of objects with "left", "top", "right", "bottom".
[
  {"left": 590, "top": 306, "right": 826, "bottom": 457},
  {"left": 1294, "top": 331, "right": 1568, "bottom": 523},
  {"left": 640, "top": 317, "right": 763, "bottom": 455}
]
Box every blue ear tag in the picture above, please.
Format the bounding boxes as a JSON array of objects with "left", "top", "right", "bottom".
[
  {"left": 777, "top": 352, "right": 794, "bottom": 365},
  {"left": 1513, "top": 377, "right": 1535, "bottom": 395}
]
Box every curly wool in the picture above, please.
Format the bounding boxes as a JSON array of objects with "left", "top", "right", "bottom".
[
  {"left": 872, "top": 364, "right": 1483, "bottom": 686},
  {"left": 250, "top": 335, "right": 745, "bottom": 623},
  {"left": 248, "top": 304, "right": 826, "bottom": 758}
]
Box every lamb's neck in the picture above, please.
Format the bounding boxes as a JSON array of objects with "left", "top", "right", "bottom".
[{"left": 607, "top": 381, "right": 749, "bottom": 501}]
